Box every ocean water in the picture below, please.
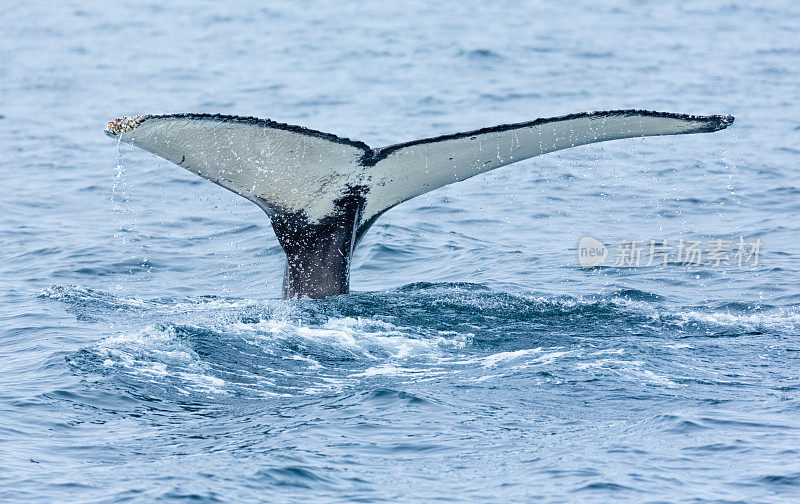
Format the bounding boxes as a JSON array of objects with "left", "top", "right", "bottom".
[{"left": 2, "top": 1, "right": 800, "bottom": 502}]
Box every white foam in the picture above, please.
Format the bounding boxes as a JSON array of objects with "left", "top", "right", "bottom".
[
  {"left": 92, "top": 324, "right": 230, "bottom": 395},
  {"left": 575, "top": 358, "right": 678, "bottom": 388},
  {"left": 480, "top": 348, "right": 544, "bottom": 367},
  {"left": 236, "top": 315, "right": 471, "bottom": 362},
  {"left": 672, "top": 309, "right": 800, "bottom": 331},
  {"left": 352, "top": 364, "right": 430, "bottom": 377}
]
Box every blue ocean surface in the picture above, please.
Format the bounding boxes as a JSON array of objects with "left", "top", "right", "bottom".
[{"left": 2, "top": 1, "right": 800, "bottom": 502}]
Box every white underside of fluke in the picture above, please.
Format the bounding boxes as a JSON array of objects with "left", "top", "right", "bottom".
[
  {"left": 107, "top": 110, "right": 732, "bottom": 226},
  {"left": 110, "top": 116, "right": 368, "bottom": 220}
]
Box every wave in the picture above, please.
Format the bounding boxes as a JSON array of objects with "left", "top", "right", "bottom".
[{"left": 41, "top": 283, "right": 800, "bottom": 404}]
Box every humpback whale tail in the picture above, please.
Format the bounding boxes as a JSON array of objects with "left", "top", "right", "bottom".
[{"left": 105, "top": 110, "right": 733, "bottom": 299}]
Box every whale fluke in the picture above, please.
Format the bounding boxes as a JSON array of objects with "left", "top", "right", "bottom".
[{"left": 105, "top": 110, "right": 733, "bottom": 299}]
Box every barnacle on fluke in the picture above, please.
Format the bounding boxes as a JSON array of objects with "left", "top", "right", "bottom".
[{"left": 105, "top": 115, "right": 148, "bottom": 136}]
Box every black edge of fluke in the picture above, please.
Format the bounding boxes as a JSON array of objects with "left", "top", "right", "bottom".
[
  {"left": 104, "top": 109, "right": 733, "bottom": 165},
  {"left": 707, "top": 113, "right": 735, "bottom": 132},
  {"left": 104, "top": 113, "right": 374, "bottom": 153},
  {"left": 365, "top": 109, "right": 735, "bottom": 165}
]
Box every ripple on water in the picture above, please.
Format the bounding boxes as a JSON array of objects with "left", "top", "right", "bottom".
[{"left": 39, "top": 283, "right": 800, "bottom": 414}]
